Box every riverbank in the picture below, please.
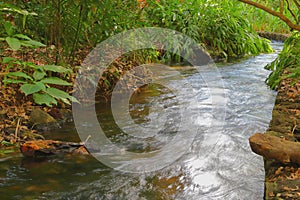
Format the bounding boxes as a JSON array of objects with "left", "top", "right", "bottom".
[
  {"left": 257, "top": 32, "right": 290, "bottom": 42},
  {"left": 259, "top": 76, "right": 300, "bottom": 199}
]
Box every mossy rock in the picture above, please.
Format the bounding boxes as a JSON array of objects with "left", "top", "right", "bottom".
[
  {"left": 30, "top": 108, "right": 57, "bottom": 124},
  {"left": 30, "top": 109, "right": 60, "bottom": 131}
]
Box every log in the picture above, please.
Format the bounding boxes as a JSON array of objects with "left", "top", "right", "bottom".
[
  {"left": 249, "top": 133, "right": 300, "bottom": 164},
  {"left": 20, "top": 140, "right": 89, "bottom": 157}
]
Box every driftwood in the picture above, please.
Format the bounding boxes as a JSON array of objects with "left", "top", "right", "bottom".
[
  {"left": 20, "top": 140, "right": 89, "bottom": 157},
  {"left": 249, "top": 133, "right": 300, "bottom": 164}
]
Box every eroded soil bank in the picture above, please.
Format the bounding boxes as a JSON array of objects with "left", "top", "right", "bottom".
[{"left": 263, "top": 77, "right": 300, "bottom": 199}]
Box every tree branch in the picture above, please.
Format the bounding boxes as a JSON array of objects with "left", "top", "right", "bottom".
[
  {"left": 285, "top": 0, "right": 298, "bottom": 24},
  {"left": 293, "top": 0, "right": 300, "bottom": 10},
  {"left": 238, "top": 0, "right": 300, "bottom": 31}
]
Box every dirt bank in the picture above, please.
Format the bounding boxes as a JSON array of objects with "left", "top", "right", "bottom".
[{"left": 261, "top": 77, "right": 300, "bottom": 199}]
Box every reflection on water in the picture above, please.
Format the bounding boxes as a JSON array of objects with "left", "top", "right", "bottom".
[{"left": 0, "top": 43, "right": 282, "bottom": 199}]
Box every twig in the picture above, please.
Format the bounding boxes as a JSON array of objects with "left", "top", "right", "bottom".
[
  {"left": 238, "top": 0, "right": 300, "bottom": 31},
  {"left": 84, "top": 135, "right": 91, "bottom": 144},
  {"left": 292, "top": 124, "right": 297, "bottom": 134},
  {"left": 285, "top": 0, "right": 298, "bottom": 24},
  {"left": 15, "top": 118, "right": 21, "bottom": 141}
]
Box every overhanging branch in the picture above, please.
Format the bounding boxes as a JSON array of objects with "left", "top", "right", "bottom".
[
  {"left": 238, "top": 0, "right": 300, "bottom": 31},
  {"left": 293, "top": 0, "right": 300, "bottom": 10}
]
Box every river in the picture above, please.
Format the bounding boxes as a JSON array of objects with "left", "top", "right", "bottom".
[{"left": 0, "top": 42, "right": 282, "bottom": 199}]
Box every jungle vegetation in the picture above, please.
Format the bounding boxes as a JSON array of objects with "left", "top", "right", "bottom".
[{"left": 0, "top": 0, "right": 299, "bottom": 106}]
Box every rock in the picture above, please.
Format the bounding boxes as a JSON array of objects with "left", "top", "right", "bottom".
[
  {"left": 257, "top": 31, "right": 290, "bottom": 41},
  {"left": 249, "top": 133, "right": 300, "bottom": 164},
  {"left": 30, "top": 108, "right": 60, "bottom": 131},
  {"left": 30, "top": 108, "right": 57, "bottom": 124},
  {"left": 20, "top": 140, "right": 89, "bottom": 157}
]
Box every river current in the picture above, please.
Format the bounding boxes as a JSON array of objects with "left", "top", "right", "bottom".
[{"left": 0, "top": 42, "right": 282, "bottom": 200}]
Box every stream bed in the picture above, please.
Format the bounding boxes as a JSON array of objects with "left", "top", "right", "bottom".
[{"left": 0, "top": 42, "right": 283, "bottom": 200}]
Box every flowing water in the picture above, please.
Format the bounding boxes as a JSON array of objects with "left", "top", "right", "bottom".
[{"left": 0, "top": 42, "right": 283, "bottom": 200}]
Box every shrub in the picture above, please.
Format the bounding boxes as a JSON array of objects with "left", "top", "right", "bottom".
[{"left": 265, "top": 31, "right": 300, "bottom": 89}]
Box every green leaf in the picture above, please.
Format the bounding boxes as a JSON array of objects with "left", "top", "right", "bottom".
[
  {"left": 2, "top": 78, "right": 27, "bottom": 84},
  {"left": 45, "top": 87, "right": 79, "bottom": 104},
  {"left": 4, "top": 21, "right": 13, "bottom": 36},
  {"left": 0, "top": 149, "right": 15, "bottom": 155},
  {"left": 26, "top": 62, "right": 39, "bottom": 70},
  {"left": 6, "top": 37, "right": 21, "bottom": 51},
  {"left": 0, "top": 4, "right": 37, "bottom": 16},
  {"left": 35, "top": 81, "right": 46, "bottom": 91},
  {"left": 42, "top": 65, "right": 72, "bottom": 73},
  {"left": 2, "top": 57, "right": 17, "bottom": 63},
  {"left": 46, "top": 88, "right": 80, "bottom": 105},
  {"left": 40, "top": 77, "right": 72, "bottom": 86},
  {"left": 33, "top": 70, "right": 46, "bottom": 80},
  {"left": 33, "top": 93, "right": 57, "bottom": 107},
  {"left": 1, "top": 140, "right": 15, "bottom": 146},
  {"left": 20, "top": 83, "right": 43, "bottom": 96},
  {"left": 21, "top": 40, "right": 46, "bottom": 47},
  {"left": 47, "top": 90, "right": 69, "bottom": 104},
  {"left": 45, "top": 87, "right": 71, "bottom": 99},
  {"left": 69, "top": 95, "right": 80, "bottom": 104},
  {"left": 6, "top": 71, "right": 33, "bottom": 80},
  {"left": 59, "top": 98, "right": 71, "bottom": 105},
  {"left": 13, "top": 34, "right": 32, "bottom": 40}
]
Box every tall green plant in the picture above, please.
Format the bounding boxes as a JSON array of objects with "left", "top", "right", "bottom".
[
  {"left": 265, "top": 31, "right": 300, "bottom": 89},
  {"left": 0, "top": 3, "right": 45, "bottom": 51},
  {"left": 2, "top": 58, "right": 78, "bottom": 106},
  {"left": 143, "top": 0, "right": 272, "bottom": 61}
]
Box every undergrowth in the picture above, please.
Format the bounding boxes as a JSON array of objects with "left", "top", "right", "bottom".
[{"left": 265, "top": 31, "right": 300, "bottom": 89}]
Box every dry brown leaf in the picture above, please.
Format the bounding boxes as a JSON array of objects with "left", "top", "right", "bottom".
[{"left": 275, "top": 167, "right": 284, "bottom": 175}]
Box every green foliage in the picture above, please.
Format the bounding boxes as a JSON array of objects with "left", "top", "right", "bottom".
[
  {"left": 265, "top": 31, "right": 300, "bottom": 89},
  {"left": 14, "top": 0, "right": 142, "bottom": 63},
  {"left": 240, "top": 0, "right": 299, "bottom": 33},
  {"left": 142, "top": 0, "right": 272, "bottom": 61},
  {"left": 7, "top": 0, "right": 273, "bottom": 63},
  {"left": 0, "top": 3, "right": 45, "bottom": 51},
  {"left": 197, "top": 1, "right": 273, "bottom": 59},
  {"left": 0, "top": 2, "right": 37, "bottom": 28},
  {"left": 0, "top": 21, "right": 45, "bottom": 51},
  {"left": 2, "top": 58, "right": 78, "bottom": 107}
]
